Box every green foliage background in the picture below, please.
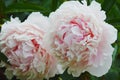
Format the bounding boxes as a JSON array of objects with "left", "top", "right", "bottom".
[{"left": 0, "top": 0, "right": 120, "bottom": 80}]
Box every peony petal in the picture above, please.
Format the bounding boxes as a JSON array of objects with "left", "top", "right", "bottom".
[
  {"left": 1, "top": 17, "right": 21, "bottom": 32},
  {"left": 71, "top": 27, "right": 82, "bottom": 36},
  {"left": 57, "top": 64, "right": 65, "bottom": 74},
  {"left": 87, "top": 40, "right": 114, "bottom": 77},
  {"left": 86, "top": 55, "right": 112, "bottom": 77},
  {"left": 102, "top": 23, "right": 117, "bottom": 44},
  {"left": 25, "top": 12, "right": 50, "bottom": 32},
  {"left": 89, "top": 1, "right": 106, "bottom": 20},
  {"left": 89, "top": 35, "right": 114, "bottom": 66}
]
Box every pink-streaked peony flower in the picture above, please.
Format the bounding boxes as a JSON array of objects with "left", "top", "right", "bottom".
[
  {"left": 44, "top": 1, "right": 117, "bottom": 77},
  {"left": 0, "top": 12, "right": 57, "bottom": 80}
]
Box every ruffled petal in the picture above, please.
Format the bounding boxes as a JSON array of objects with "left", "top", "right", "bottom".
[
  {"left": 25, "top": 12, "right": 50, "bottom": 32},
  {"left": 86, "top": 55, "right": 112, "bottom": 77}
]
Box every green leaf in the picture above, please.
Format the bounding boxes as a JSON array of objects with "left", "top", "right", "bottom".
[
  {"left": 116, "top": 2, "right": 120, "bottom": 14},
  {"left": 102, "top": 0, "right": 116, "bottom": 14},
  {"left": 51, "top": 0, "right": 67, "bottom": 11},
  {"left": 117, "top": 0, "right": 120, "bottom": 4},
  {"left": 0, "top": 0, "right": 6, "bottom": 23},
  {"left": 59, "top": 70, "right": 75, "bottom": 80},
  {"left": 5, "top": 2, "right": 50, "bottom": 15},
  {"left": 90, "top": 75, "right": 99, "bottom": 80},
  {"left": 112, "top": 44, "right": 118, "bottom": 62},
  {"left": 106, "top": 3, "right": 120, "bottom": 20},
  {"left": 117, "top": 32, "right": 120, "bottom": 41},
  {"left": 106, "top": 18, "right": 120, "bottom": 25},
  {"left": 96, "top": 0, "right": 104, "bottom": 3},
  {"left": 0, "top": 0, "right": 6, "bottom": 13},
  {"left": 57, "top": 0, "right": 67, "bottom": 9},
  {"left": 51, "top": 0, "right": 58, "bottom": 11},
  {"left": 87, "top": 0, "right": 91, "bottom": 4},
  {"left": 58, "top": 77, "right": 62, "bottom": 80},
  {"left": 104, "top": 71, "right": 120, "bottom": 80},
  {"left": 0, "top": 52, "right": 9, "bottom": 64},
  {"left": 47, "top": 75, "right": 60, "bottom": 80}
]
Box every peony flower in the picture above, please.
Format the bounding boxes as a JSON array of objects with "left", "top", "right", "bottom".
[
  {"left": 44, "top": 1, "right": 117, "bottom": 77},
  {"left": 0, "top": 12, "right": 57, "bottom": 80}
]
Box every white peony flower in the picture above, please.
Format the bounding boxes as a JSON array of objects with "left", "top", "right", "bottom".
[
  {"left": 0, "top": 12, "right": 57, "bottom": 80},
  {"left": 44, "top": 1, "right": 117, "bottom": 77}
]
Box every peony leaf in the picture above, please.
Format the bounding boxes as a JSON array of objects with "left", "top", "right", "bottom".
[
  {"left": 104, "top": 71, "right": 120, "bottom": 80},
  {"left": 58, "top": 77, "right": 62, "bottom": 80},
  {"left": 102, "top": 0, "right": 116, "bottom": 14},
  {"left": 90, "top": 75, "right": 98, "bottom": 80},
  {"left": 0, "top": 52, "right": 9, "bottom": 64},
  {"left": 106, "top": 18, "right": 120, "bottom": 25},
  {"left": 59, "top": 70, "right": 77, "bottom": 80},
  {"left": 0, "top": 24, "right": 2, "bottom": 27},
  {"left": 51, "top": 0, "right": 67, "bottom": 11},
  {"left": 0, "top": 0, "right": 6, "bottom": 24},
  {"left": 4, "top": 2, "right": 50, "bottom": 15},
  {"left": 112, "top": 44, "right": 118, "bottom": 62},
  {"left": 51, "top": 0, "right": 58, "bottom": 11},
  {"left": 105, "top": 3, "right": 120, "bottom": 25},
  {"left": 0, "top": 0, "right": 6, "bottom": 14},
  {"left": 96, "top": 0, "right": 104, "bottom": 3}
]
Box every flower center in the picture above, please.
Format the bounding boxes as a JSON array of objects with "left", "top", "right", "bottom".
[{"left": 54, "top": 17, "right": 102, "bottom": 66}]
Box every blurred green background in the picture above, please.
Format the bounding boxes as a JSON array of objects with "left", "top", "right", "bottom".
[{"left": 0, "top": 0, "right": 120, "bottom": 80}]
